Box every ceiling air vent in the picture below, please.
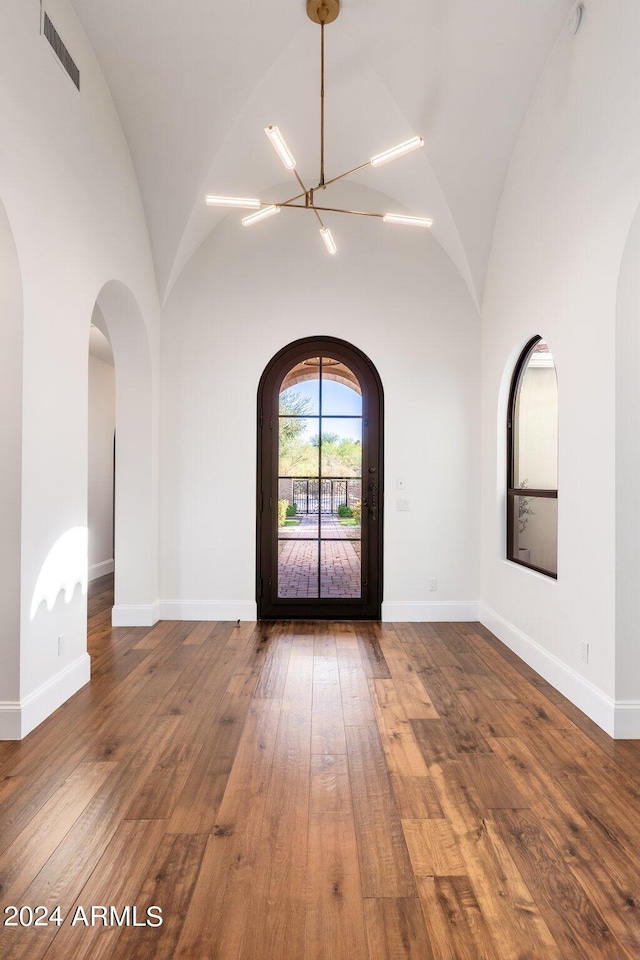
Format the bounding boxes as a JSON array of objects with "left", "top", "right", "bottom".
[{"left": 42, "top": 11, "right": 80, "bottom": 91}]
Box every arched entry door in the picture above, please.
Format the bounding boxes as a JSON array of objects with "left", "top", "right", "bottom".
[{"left": 257, "top": 336, "right": 383, "bottom": 619}]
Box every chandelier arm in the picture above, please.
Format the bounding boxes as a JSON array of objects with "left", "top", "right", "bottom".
[
  {"left": 316, "top": 160, "right": 371, "bottom": 191},
  {"left": 313, "top": 207, "right": 326, "bottom": 229},
  {"left": 279, "top": 202, "right": 384, "bottom": 219},
  {"left": 293, "top": 169, "right": 309, "bottom": 195},
  {"left": 274, "top": 189, "right": 308, "bottom": 206}
]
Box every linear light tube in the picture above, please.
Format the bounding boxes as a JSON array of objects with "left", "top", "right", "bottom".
[
  {"left": 205, "top": 195, "right": 261, "bottom": 209},
  {"left": 383, "top": 213, "right": 433, "bottom": 228},
  {"left": 370, "top": 136, "right": 424, "bottom": 167},
  {"left": 265, "top": 125, "right": 297, "bottom": 170},
  {"left": 320, "top": 227, "right": 337, "bottom": 255},
  {"left": 242, "top": 205, "right": 281, "bottom": 227}
]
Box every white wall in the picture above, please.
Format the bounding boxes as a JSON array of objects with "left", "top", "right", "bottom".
[
  {"left": 0, "top": 0, "right": 160, "bottom": 737},
  {"left": 88, "top": 352, "right": 115, "bottom": 580},
  {"left": 480, "top": 0, "right": 640, "bottom": 736},
  {"left": 0, "top": 199, "right": 23, "bottom": 731},
  {"left": 615, "top": 200, "right": 640, "bottom": 721},
  {"left": 159, "top": 182, "right": 481, "bottom": 621}
]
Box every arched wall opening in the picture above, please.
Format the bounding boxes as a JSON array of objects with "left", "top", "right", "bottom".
[
  {"left": 88, "top": 309, "right": 116, "bottom": 591},
  {"left": 0, "top": 197, "right": 24, "bottom": 736},
  {"left": 92, "top": 280, "right": 157, "bottom": 626}
]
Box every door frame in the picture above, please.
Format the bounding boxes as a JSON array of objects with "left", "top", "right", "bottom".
[{"left": 257, "top": 336, "right": 384, "bottom": 620}]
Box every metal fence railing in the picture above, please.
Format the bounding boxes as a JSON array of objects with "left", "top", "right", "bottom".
[{"left": 278, "top": 477, "right": 362, "bottom": 514}]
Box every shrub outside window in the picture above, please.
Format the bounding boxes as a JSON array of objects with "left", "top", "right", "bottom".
[{"left": 507, "top": 336, "right": 558, "bottom": 578}]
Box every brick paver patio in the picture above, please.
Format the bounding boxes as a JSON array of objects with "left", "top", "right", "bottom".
[{"left": 278, "top": 514, "right": 361, "bottom": 598}]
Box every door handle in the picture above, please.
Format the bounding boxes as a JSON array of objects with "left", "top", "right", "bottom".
[{"left": 367, "top": 479, "right": 378, "bottom": 521}]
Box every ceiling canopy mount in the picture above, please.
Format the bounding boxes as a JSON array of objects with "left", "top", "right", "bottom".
[{"left": 306, "top": 0, "right": 340, "bottom": 26}]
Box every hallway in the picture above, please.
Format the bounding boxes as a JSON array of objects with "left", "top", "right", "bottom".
[{"left": 1, "top": 576, "right": 640, "bottom": 959}]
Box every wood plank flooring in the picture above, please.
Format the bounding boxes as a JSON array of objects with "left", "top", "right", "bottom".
[{"left": 1, "top": 576, "right": 640, "bottom": 958}]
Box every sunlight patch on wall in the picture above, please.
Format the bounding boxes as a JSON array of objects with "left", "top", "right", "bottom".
[{"left": 30, "top": 527, "right": 88, "bottom": 619}]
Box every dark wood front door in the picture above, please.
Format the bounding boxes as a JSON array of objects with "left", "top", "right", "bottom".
[{"left": 257, "top": 336, "right": 383, "bottom": 619}]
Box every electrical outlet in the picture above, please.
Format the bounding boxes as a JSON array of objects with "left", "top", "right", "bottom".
[
  {"left": 580, "top": 641, "right": 589, "bottom": 664},
  {"left": 428, "top": 579, "right": 438, "bottom": 592},
  {"left": 396, "top": 499, "right": 410, "bottom": 511},
  {"left": 57, "top": 635, "right": 65, "bottom": 656}
]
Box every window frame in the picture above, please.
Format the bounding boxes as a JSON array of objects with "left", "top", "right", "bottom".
[{"left": 506, "top": 334, "right": 558, "bottom": 579}]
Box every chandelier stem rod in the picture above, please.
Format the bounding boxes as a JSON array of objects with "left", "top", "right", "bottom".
[
  {"left": 320, "top": 21, "right": 325, "bottom": 187},
  {"left": 279, "top": 202, "right": 384, "bottom": 219}
]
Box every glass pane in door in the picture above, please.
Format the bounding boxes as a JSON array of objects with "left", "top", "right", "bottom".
[
  {"left": 319, "top": 359, "right": 363, "bottom": 416},
  {"left": 277, "top": 362, "right": 319, "bottom": 597},
  {"left": 277, "top": 356, "right": 363, "bottom": 600},
  {"left": 278, "top": 417, "right": 319, "bottom": 477},
  {"left": 278, "top": 540, "right": 319, "bottom": 598},
  {"left": 320, "top": 418, "right": 362, "bottom": 477},
  {"left": 320, "top": 540, "right": 362, "bottom": 598},
  {"left": 279, "top": 359, "right": 320, "bottom": 415},
  {"left": 319, "top": 365, "right": 362, "bottom": 598}
]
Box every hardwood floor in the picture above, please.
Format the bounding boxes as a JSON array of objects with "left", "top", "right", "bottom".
[{"left": 2, "top": 575, "right": 640, "bottom": 959}]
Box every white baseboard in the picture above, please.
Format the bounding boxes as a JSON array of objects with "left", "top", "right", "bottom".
[
  {"left": 0, "top": 702, "right": 22, "bottom": 740},
  {"left": 89, "top": 559, "right": 114, "bottom": 582},
  {"left": 0, "top": 653, "right": 91, "bottom": 740},
  {"left": 111, "top": 602, "right": 160, "bottom": 627},
  {"left": 478, "top": 603, "right": 639, "bottom": 738},
  {"left": 158, "top": 600, "right": 258, "bottom": 621},
  {"left": 612, "top": 701, "right": 640, "bottom": 739},
  {"left": 382, "top": 600, "right": 480, "bottom": 622}
]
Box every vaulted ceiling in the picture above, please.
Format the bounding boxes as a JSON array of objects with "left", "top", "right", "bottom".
[{"left": 69, "top": 0, "right": 574, "bottom": 306}]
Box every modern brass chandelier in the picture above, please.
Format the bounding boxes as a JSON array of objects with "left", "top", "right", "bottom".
[{"left": 205, "top": 0, "right": 432, "bottom": 255}]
